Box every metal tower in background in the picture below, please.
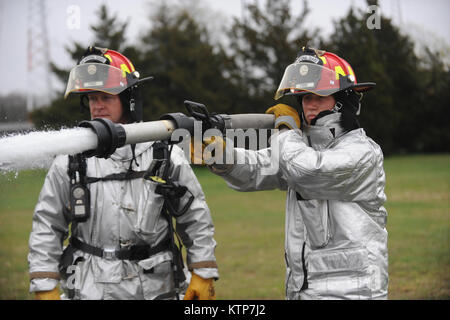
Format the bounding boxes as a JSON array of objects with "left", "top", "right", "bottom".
[{"left": 27, "top": 0, "right": 52, "bottom": 111}]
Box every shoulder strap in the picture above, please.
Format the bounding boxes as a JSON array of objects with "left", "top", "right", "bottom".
[
  {"left": 75, "top": 142, "right": 170, "bottom": 184},
  {"left": 150, "top": 141, "right": 171, "bottom": 179},
  {"left": 148, "top": 141, "right": 187, "bottom": 299},
  {"left": 67, "top": 154, "right": 90, "bottom": 222},
  {"left": 68, "top": 154, "right": 87, "bottom": 184},
  {"left": 85, "top": 170, "right": 148, "bottom": 183}
]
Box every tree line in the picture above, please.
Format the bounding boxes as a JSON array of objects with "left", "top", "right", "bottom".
[{"left": 30, "top": 0, "right": 450, "bottom": 155}]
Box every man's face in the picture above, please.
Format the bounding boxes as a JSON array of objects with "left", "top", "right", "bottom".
[
  {"left": 88, "top": 92, "right": 126, "bottom": 124},
  {"left": 302, "top": 93, "right": 336, "bottom": 124}
]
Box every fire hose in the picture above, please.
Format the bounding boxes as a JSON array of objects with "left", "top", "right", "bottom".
[{"left": 79, "top": 100, "right": 275, "bottom": 158}]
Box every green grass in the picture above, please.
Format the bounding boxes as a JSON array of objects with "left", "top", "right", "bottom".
[
  {"left": 382, "top": 154, "right": 450, "bottom": 299},
  {"left": 0, "top": 154, "right": 448, "bottom": 299}
]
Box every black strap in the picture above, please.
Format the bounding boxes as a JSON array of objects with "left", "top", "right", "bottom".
[
  {"left": 151, "top": 141, "right": 187, "bottom": 299},
  {"left": 151, "top": 141, "right": 170, "bottom": 177},
  {"left": 85, "top": 170, "right": 149, "bottom": 184},
  {"left": 68, "top": 154, "right": 87, "bottom": 183},
  {"left": 82, "top": 142, "right": 168, "bottom": 184},
  {"left": 69, "top": 236, "right": 171, "bottom": 261}
]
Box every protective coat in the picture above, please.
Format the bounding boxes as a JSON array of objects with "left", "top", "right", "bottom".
[
  {"left": 28, "top": 142, "right": 218, "bottom": 300},
  {"left": 214, "top": 113, "right": 388, "bottom": 299}
]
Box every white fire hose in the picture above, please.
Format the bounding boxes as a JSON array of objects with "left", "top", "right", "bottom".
[{"left": 79, "top": 100, "right": 275, "bottom": 158}]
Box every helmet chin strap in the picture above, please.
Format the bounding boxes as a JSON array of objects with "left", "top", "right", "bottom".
[
  {"left": 355, "top": 103, "right": 361, "bottom": 115},
  {"left": 128, "top": 86, "right": 142, "bottom": 123},
  {"left": 332, "top": 90, "right": 363, "bottom": 115},
  {"left": 355, "top": 92, "right": 363, "bottom": 115}
]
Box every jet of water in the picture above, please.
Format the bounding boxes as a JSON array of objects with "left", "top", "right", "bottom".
[{"left": 0, "top": 127, "right": 98, "bottom": 172}]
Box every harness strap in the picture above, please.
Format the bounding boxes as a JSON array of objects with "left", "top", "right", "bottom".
[
  {"left": 83, "top": 142, "right": 168, "bottom": 184},
  {"left": 85, "top": 170, "right": 149, "bottom": 183},
  {"left": 69, "top": 236, "right": 171, "bottom": 261}
]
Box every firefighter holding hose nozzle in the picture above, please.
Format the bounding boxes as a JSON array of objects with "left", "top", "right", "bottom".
[{"left": 205, "top": 46, "right": 389, "bottom": 300}]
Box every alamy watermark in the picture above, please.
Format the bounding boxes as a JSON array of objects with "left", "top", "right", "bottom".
[
  {"left": 66, "top": 264, "right": 81, "bottom": 290},
  {"left": 366, "top": 5, "right": 381, "bottom": 30},
  {"left": 170, "top": 122, "right": 282, "bottom": 176}
]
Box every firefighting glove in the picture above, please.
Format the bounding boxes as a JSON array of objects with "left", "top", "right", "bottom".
[
  {"left": 190, "top": 137, "right": 205, "bottom": 165},
  {"left": 203, "top": 136, "right": 227, "bottom": 166},
  {"left": 184, "top": 273, "right": 216, "bottom": 300},
  {"left": 35, "top": 287, "right": 60, "bottom": 300},
  {"left": 204, "top": 135, "right": 234, "bottom": 174},
  {"left": 265, "top": 104, "right": 301, "bottom": 130},
  {"left": 190, "top": 136, "right": 228, "bottom": 166}
]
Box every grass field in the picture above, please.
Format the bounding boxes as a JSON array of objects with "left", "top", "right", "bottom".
[{"left": 0, "top": 154, "right": 449, "bottom": 300}]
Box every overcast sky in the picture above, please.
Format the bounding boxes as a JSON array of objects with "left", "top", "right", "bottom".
[{"left": 1, "top": 0, "right": 449, "bottom": 98}]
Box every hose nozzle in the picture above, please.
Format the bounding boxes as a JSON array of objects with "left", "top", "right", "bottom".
[{"left": 78, "top": 118, "right": 126, "bottom": 158}]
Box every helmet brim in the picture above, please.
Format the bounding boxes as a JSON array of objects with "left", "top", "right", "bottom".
[
  {"left": 350, "top": 82, "right": 376, "bottom": 92},
  {"left": 280, "top": 81, "right": 376, "bottom": 98}
]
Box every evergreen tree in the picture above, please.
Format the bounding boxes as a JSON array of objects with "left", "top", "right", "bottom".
[
  {"left": 325, "top": 0, "right": 422, "bottom": 155},
  {"left": 228, "top": 0, "right": 321, "bottom": 111},
  {"left": 415, "top": 49, "right": 450, "bottom": 152},
  {"left": 137, "top": 3, "right": 241, "bottom": 120}
]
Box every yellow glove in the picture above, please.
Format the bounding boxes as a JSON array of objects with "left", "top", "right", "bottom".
[
  {"left": 184, "top": 273, "right": 216, "bottom": 300},
  {"left": 35, "top": 287, "right": 60, "bottom": 300},
  {"left": 265, "top": 103, "right": 301, "bottom": 129},
  {"left": 190, "top": 137, "right": 205, "bottom": 165},
  {"left": 190, "top": 136, "right": 226, "bottom": 166},
  {"left": 203, "top": 136, "right": 226, "bottom": 166}
]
